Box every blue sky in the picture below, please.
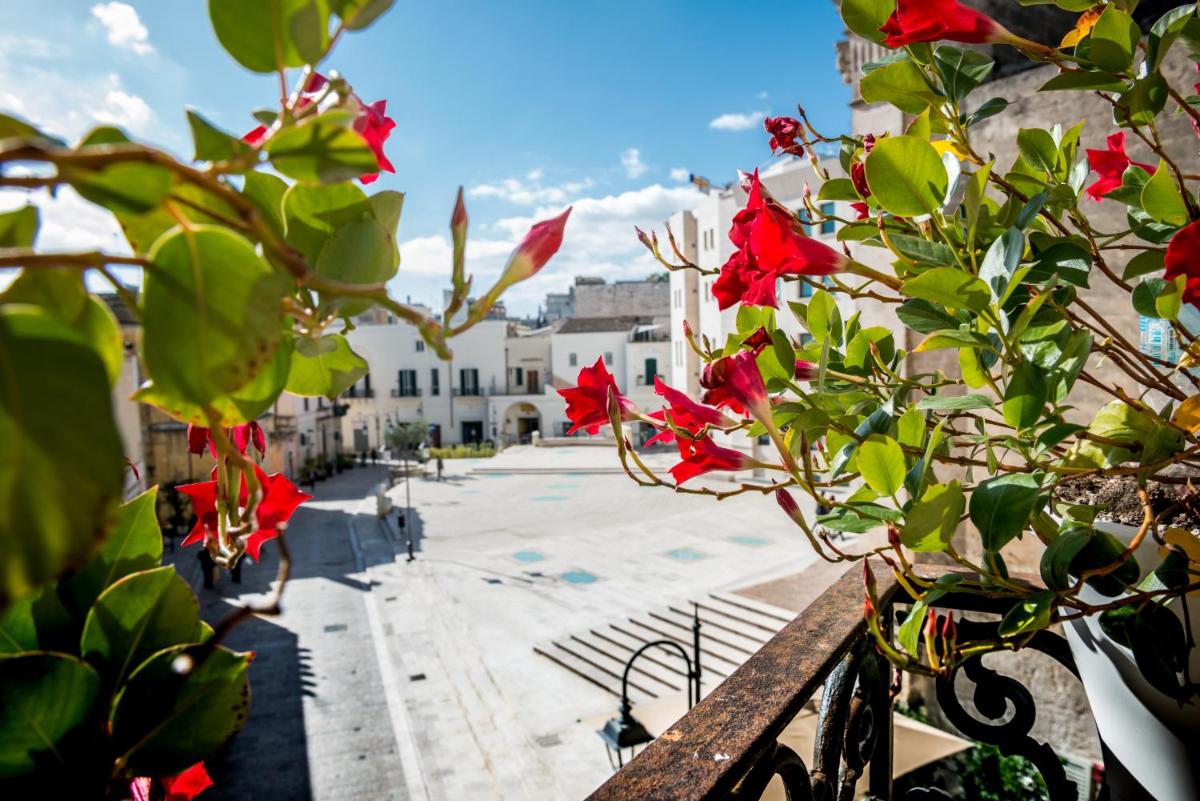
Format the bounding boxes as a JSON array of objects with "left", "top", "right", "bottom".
[{"left": 1, "top": 1, "right": 850, "bottom": 315}]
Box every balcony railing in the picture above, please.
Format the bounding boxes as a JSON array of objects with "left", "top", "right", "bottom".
[
  {"left": 453, "top": 387, "right": 484, "bottom": 397},
  {"left": 390, "top": 388, "right": 420, "bottom": 398},
  {"left": 344, "top": 387, "right": 375, "bottom": 399},
  {"left": 271, "top": 414, "right": 298, "bottom": 436},
  {"left": 587, "top": 563, "right": 1089, "bottom": 801}
]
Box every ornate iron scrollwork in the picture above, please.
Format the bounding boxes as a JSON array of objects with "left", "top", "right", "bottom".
[{"left": 932, "top": 617, "right": 1081, "bottom": 801}]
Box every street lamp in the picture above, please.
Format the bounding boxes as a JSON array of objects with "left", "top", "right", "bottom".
[{"left": 598, "top": 605, "right": 702, "bottom": 769}]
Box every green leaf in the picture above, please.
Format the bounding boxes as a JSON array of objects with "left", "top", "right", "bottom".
[
  {"left": 898, "top": 598, "right": 929, "bottom": 657},
  {"left": 888, "top": 233, "right": 957, "bottom": 266},
  {"left": 0, "top": 584, "right": 74, "bottom": 655},
  {"left": 208, "top": 0, "right": 332, "bottom": 73},
  {"left": 1040, "top": 527, "right": 1091, "bottom": 590},
  {"left": 1003, "top": 362, "right": 1047, "bottom": 430},
  {"left": 286, "top": 333, "right": 368, "bottom": 398},
  {"left": 817, "top": 503, "right": 902, "bottom": 533},
  {"left": 0, "top": 205, "right": 38, "bottom": 247},
  {"left": 1129, "top": 603, "right": 1187, "bottom": 698},
  {"left": 965, "top": 97, "right": 1008, "bottom": 127},
  {"left": 839, "top": 0, "right": 894, "bottom": 44},
  {"left": 0, "top": 269, "right": 124, "bottom": 384},
  {"left": 860, "top": 60, "right": 940, "bottom": 114},
  {"left": 914, "top": 329, "right": 994, "bottom": 352},
  {"left": 266, "top": 110, "right": 379, "bottom": 183},
  {"left": 1089, "top": 5, "right": 1140, "bottom": 73},
  {"left": 866, "top": 136, "right": 948, "bottom": 217},
  {"left": 1122, "top": 249, "right": 1165, "bottom": 281},
  {"left": 81, "top": 567, "right": 201, "bottom": 691},
  {"left": 901, "top": 267, "right": 991, "bottom": 313},
  {"left": 915, "top": 393, "right": 993, "bottom": 411},
  {"left": 933, "top": 46, "right": 993, "bottom": 102},
  {"left": 0, "top": 111, "right": 64, "bottom": 144},
  {"left": 805, "top": 289, "right": 842, "bottom": 343},
  {"left": 63, "top": 147, "right": 172, "bottom": 216},
  {"left": 110, "top": 644, "right": 251, "bottom": 774},
  {"left": 844, "top": 326, "right": 895, "bottom": 370},
  {"left": 1028, "top": 241, "right": 1091, "bottom": 287},
  {"left": 1140, "top": 160, "right": 1190, "bottom": 226},
  {"left": 1016, "top": 128, "right": 1058, "bottom": 174},
  {"left": 1147, "top": 4, "right": 1199, "bottom": 73},
  {"left": 998, "top": 590, "right": 1055, "bottom": 638},
  {"left": 315, "top": 217, "right": 396, "bottom": 316},
  {"left": 1115, "top": 73, "right": 1168, "bottom": 128},
  {"left": 896, "top": 407, "right": 925, "bottom": 449},
  {"left": 331, "top": 0, "right": 394, "bottom": 29},
  {"left": 901, "top": 481, "right": 964, "bottom": 552},
  {"left": 858, "top": 434, "right": 906, "bottom": 497},
  {"left": 978, "top": 228, "right": 1025, "bottom": 302},
  {"left": 896, "top": 299, "right": 960, "bottom": 334},
  {"left": 1133, "top": 277, "right": 1170, "bottom": 318},
  {"left": 0, "top": 308, "right": 124, "bottom": 609},
  {"left": 59, "top": 488, "right": 162, "bottom": 618},
  {"left": 242, "top": 171, "right": 289, "bottom": 238},
  {"left": 1039, "top": 71, "right": 1128, "bottom": 93},
  {"left": 143, "top": 225, "right": 287, "bottom": 406},
  {"left": 818, "top": 178, "right": 860, "bottom": 202},
  {"left": 187, "top": 109, "right": 253, "bottom": 163},
  {"left": 970, "top": 473, "right": 1042, "bottom": 552},
  {"left": 0, "top": 653, "right": 100, "bottom": 777}
]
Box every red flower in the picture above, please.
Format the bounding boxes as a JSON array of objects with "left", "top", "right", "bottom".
[
  {"left": 558, "top": 357, "right": 638, "bottom": 435},
  {"left": 700, "top": 350, "right": 768, "bottom": 418},
  {"left": 850, "top": 201, "right": 870, "bottom": 220},
  {"left": 185, "top": 421, "right": 266, "bottom": 459},
  {"left": 764, "top": 116, "right": 804, "bottom": 157},
  {"left": 712, "top": 171, "right": 848, "bottom": 309},
  {"left": 1086, "top": 132, "right": 1153, "bottom": 202},
  {"left": 645, "top": 377, "right": 734, "bottom": 445},
  {"left": 499, "top": 208, "right": 572, "bottom": 285},
  {"left": 243, "top": 72, "right": 394, "bottom": 185},
  {"left": 669, "top": 436, "right": 753, "bottom": 485},
  {"left": 794, "top": 360, "right": 818, "bottom": 381},
  {"left": 880, "top": 0, "right": 1011, "bottom": 47},
  {"left": 130, "top": 762, "right": 213, "bottom": 801},
  {"left": 1165, "top": 221, "right": 1200, "bottom": 308},
  {"left": 177, "top": 467, "right": 310, "bottom": 561}
]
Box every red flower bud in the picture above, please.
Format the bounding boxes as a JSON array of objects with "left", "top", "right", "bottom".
[
  {"left": 451, "top": 186, "right": 468, "bottom": 235},
  {"left": 1086, "top": 132, "right": 1153, "bottom": 202},
  {"left": 850, "top": 161, "right": 871, "bottom": 199},
  {"left": 794, "top": 359, "right": 818, "bottom": 382},
  {"left": 500, "top": 207, "right": 571, "bottom": 286},
  {"left": 669, "top": 435, "right": 753, "bottom": 485},
  {"left": 682, "top": 319, "right": 693, "bottom": 338}
]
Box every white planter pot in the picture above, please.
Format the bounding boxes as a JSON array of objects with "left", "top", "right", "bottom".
[{"left": 1063, "top": 520, "right": 1200, "bottom": 801}]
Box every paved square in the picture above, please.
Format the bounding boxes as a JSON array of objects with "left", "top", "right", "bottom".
[{"left": 174, "top": 445, "right": 822, "bottom": 800}]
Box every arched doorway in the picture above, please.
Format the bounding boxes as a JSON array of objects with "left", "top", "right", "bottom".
[{"left": 501, "top": 402, "right": 542, "bottom": 445}]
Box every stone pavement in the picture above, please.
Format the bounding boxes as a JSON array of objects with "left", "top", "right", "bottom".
[{"left": 168, "top": 446, "right": 825, "bottom": 800}]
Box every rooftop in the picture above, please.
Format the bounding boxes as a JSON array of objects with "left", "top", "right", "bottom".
[{"left": 556, "top": 315, "right": 655, "bottom": 334}]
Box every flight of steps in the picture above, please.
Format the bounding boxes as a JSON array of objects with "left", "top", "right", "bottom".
[{"left": 533, "top": 592, "right": 793, "bottom": 703}]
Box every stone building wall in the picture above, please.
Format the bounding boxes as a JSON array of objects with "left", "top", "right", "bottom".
[{"left": 573, "top": 277, "right": 670, "bottom": 318}]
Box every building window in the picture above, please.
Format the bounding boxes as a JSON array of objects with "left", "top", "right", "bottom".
[
  {"left": 430, "top": 368, "right": 440, "bottom": 396},
  {"left": 569, "top": 353, "right": 577, "bottom": 367},
  {"left": 798, "top": 332, "right": 815, "bottom": 346},
  {"left": 512, "top": 366, "right": 524, "bottom": 386},
  {"left": 604, "top": 351, "right": 613, "bottom": 365},
  {"left": 820, "top": 202, "right": 836, "bottom": 235},
  {"left": 644, "top": 358, "right": 657, "bottom": 384},
  {"left": 415, "top": 340, "right": 425, "bottom": 352},
  {"left": 397, "top": 369, "right": 418, "bottom": 397},
  {"left": 459, "top": 368, "right": 480, "bottom": 396},
  {"left": 799, "top": 280, "right": 815, "bottom": 298},
  {"left": 303, "top": 397, "right": 309, "bottom": 412}
]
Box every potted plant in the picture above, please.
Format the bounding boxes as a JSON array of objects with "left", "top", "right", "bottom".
[{"left": 564, "top": 2, "right": 1200, "bottom": 798}]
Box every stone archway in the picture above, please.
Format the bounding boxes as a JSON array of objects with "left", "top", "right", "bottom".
[{"left": 501, "top": 402, "right": 542, "bottom": 445}]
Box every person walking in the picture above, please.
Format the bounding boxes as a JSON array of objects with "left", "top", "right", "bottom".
[{"left": 436, "top": 455, "right": 444, "bottom": 482}]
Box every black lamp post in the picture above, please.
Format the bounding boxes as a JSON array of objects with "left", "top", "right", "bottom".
[{"left": 598, "top": 605, "right": 702, "bottom": 769}]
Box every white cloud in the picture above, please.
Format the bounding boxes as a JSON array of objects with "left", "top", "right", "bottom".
[
  {"left": 468, "top": 174, "right": 593, "bottom": 206},
  {"left": 91, "top": 2, "right": 153, "bottom": 56},
  {"left": 397, "top": 234, "right": 513, "bottom": 277},
  {"left": 756, "top": 90, "right": 769, "bottom": 100},
  {"left": 709, "top": 110, "right": 765, "bottom": 132},
  {"left": 669, "top": 167, "right": 690, "bottom": 182},
  {"left": 0, "top": 37, "right": 157, "bottom": 140},
  {"left": 621, "top": 147, "right": 647, "bottom": 179},
  {"left": 0, "top": 186, "right": 128, "bottom": 253}
]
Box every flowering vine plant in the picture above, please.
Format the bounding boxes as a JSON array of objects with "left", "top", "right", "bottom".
[
  {"left": 566, "top": 0, "right": 1200, "bottom": 703},
  {"left": 0, "top": 2, "right": 567, "bottom": 797}
]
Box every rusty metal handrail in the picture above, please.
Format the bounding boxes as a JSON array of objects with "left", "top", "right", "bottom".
[{"left": 586, "top": 563, "right": 1085, "bottom": 801}]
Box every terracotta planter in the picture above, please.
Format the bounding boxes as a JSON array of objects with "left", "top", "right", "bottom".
[{"left": 1063, "top": 520, "right": 1200, "bottom": 801}]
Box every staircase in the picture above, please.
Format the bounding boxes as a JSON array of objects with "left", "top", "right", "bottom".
[{"left": 533, "top": 592, "right": 792, "bottom": 703}]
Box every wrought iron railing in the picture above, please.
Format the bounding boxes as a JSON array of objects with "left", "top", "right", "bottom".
[{"left": 586, "top": 562, "right": 1089, "bottom": 801}]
